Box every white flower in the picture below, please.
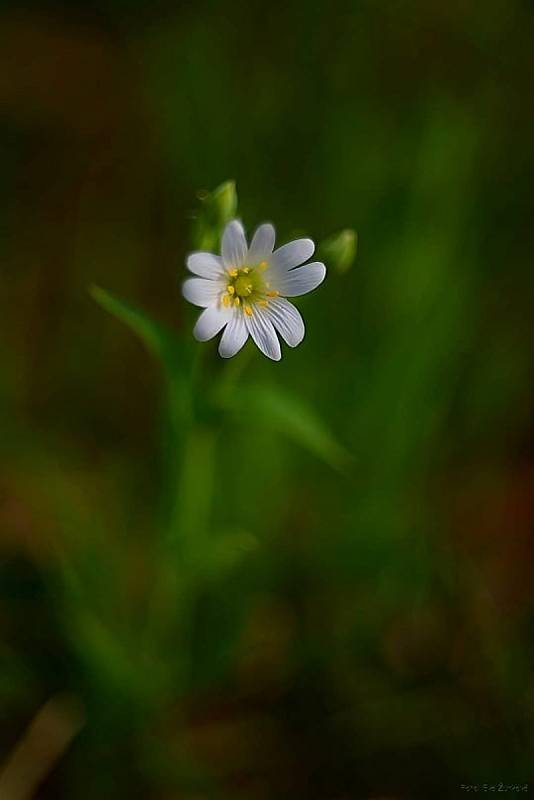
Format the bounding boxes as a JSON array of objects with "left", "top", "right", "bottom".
[{"left": 182, "top": 220, "right": 326, "bottom": 360}]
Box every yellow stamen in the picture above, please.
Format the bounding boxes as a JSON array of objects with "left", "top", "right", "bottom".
[
  {"left": 222, "top": 294, "right": 231, "bottom": 307},
  {"left": 243, "top": 267, "right": 251, "bottom": 274},
  {"left": 244, "top": 305, "right": 253, "bottom": 316},
  {"left": 227, "top": 285, "right": 235, "bottom": 295},
  {"left": 266, "top": 290, "right": 279, "bottom": 297},
  {"left": 234, "top": 297, "right": 241, "bottom": 306},
  {"left": 258, "top": 300, "right": 269, "bottom": 307},
  {"left": 228, "top": 268, "right": 238, "bottom": 278},
  {"left": 259, "top": 260, "right": 268, "bottom": 270}
]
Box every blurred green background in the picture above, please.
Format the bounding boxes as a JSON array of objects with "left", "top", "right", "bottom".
[{"left": 1, "top": 1, "right": 534, "bottom": 798}]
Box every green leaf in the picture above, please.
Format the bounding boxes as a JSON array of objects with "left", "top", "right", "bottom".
[
  {"left": 90, "top": 283, "right": 194, "bottom": 376},
  {"left": 192, "top": 529, "right": 258, "bottom": 580},
  {"left": 71, "top": 611, "right": 170, "bottom": 702},
  {"left": 90, "top": 284, "right": 194, "bottom": 428},
  {"left": 320, "top": 228, "right": 358, "bottom": 274},
  {"left": 223, "top": 383, "right": 351, "bottom": 472}
]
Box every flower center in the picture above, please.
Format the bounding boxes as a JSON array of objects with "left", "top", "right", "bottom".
[
  {"left": 221, "top": 262, "right": 278, "bottom": 315},
  {"left": 234, "top": 274, "right": 256, "bottom": 298}
]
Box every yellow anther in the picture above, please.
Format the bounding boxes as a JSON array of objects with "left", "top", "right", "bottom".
[
  {"left": 266, "top": 290, "right": 279, "bottom": 297},
  {"left": 244, "top": 305, "right": 253, "bottom": 316},
  {"left": 243, "top": 267, "right": 251, "bottom": 274},
  {"left": 259, "top": 260, "right": 268, "bottom": 270},
  {"left": 222, "top": 294, "right": 231, "bottom": 307},
  {"left": 234, "top": 297, "right": 241, "bottom": 306},
  {"left": 228, "top": 268, "right": 238, "bottom": 278},
  {"left": 227, "top": 285, "right": 235, "bottom": 295},
  {"left": 258, "top": 300, "right": 269, "bottom": 307},
  {"left": 246, "top": 284, "right": 253, "bottom": 294}
]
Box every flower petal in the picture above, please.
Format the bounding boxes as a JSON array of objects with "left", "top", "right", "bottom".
[
  {"left": 274, "top": 261, "right": 326, "bottom": 297},
  {"left": 245, "top": 306, "right": 281, "bottom": 361},
  {"left": 182, "top": 278, "right": 223, "bottom": 307},
  {"left": 218, "top": 310, "right": 248, "bottom": 358},
  {"left": 193, "top": 306, "right": 232, "bottom": 342},
  {"left": 269, "top": 238, "right": 315, "bottom": 273},
  {"left": 186, "top": 252, "right": 225, "bottom": 279},
  {"left": 247, "top": 223, "right": 275, "bottom": 264},
  {"left": 265, "top": 297, "right": 305, "bottom": 347},
  {"left": 221, "top": 220, "right": 248, "bottom": 268}
]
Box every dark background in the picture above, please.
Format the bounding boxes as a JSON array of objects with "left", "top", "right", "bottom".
[{"left": 1, "top": 1, "right": 534, "bottom": 798}]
